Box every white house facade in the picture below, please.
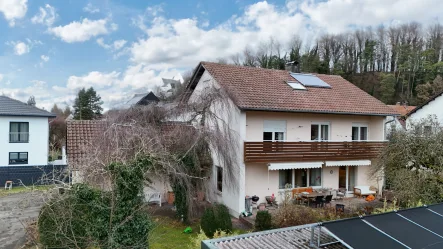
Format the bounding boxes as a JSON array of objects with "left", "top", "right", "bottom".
[
  {"left": 406, "top": 93, "right": 443, "bottom": 129},
  {"left": 0, "top": 96, "right": 55, "bottom": 166},
  {"left": 186, "top": 62, "right": 398, "bottom": 216}
]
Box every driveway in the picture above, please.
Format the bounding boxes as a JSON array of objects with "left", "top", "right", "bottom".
[{"left": 0, "top": 191, "right": 46, "bottom": 249}]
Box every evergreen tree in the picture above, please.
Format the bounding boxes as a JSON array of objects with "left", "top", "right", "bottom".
[
  {"left": 27, "top": 96, "right": 36, "bottom": 106},
  {"left": 73, "top": 87, "right": 103, "bottom": 120}
]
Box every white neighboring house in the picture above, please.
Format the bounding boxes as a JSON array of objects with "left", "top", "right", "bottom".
[
  {"left": 385, "top": 103, "right": 416, "bottom": 136},
  {"left": 406, "top": 92, "right": 443, "bottom": 129},
  {"left": 0, "top": 96, "right": 55, "bottom": 166}
]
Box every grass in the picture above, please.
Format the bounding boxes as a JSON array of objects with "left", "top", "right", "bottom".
[
  {"left": 149, "top": 216, "right": 200, "bottom": 249},
  {"left": 0, "top": 185, "right": 53, "bottom": 197},
  {"left": 149, "top": 216, "right": 247, "bottom": 249}
]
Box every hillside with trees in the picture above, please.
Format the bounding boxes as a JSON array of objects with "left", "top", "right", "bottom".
[{"left": 222, "top": 22, "right": 443, "bottom": 106}]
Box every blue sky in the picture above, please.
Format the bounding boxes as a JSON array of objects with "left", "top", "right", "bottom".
[{"left": 0, "top": 0, "right": 442, "bottom": 110}]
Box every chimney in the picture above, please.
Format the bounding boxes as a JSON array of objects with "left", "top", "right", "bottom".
[
  {"left": 396, "top": 102, "right": 401, "bottom": 106},
  {"left": 285, "top": 61, "right": 300, "bottom": 73}
]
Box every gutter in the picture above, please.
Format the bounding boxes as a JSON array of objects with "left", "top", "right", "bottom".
[{"left": 241, "top": 107, "right": 399, "bottom": 117}]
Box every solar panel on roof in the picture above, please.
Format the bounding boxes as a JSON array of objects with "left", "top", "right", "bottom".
[{"left": 290, "top": 73, "right": 331, "bottom": 88}]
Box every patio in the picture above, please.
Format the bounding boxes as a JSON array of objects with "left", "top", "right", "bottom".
[{"left": 241, "top": 196, "right": 383, "bottom": 228}]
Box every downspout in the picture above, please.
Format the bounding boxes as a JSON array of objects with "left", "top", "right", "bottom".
[{"left": 384, "top": 117, "right": 396, "bottom": 140}]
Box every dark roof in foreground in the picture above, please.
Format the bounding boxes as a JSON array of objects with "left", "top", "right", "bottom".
[
  {"left": 203, "top": 203, "right": 443, "bottom": 249},
  {"left": 0, "top": 96, "right": 55, "bottom": 117},
  {"left": 188, "top": 62, "right": 397, "bottom": 116},
  {"left": 202, "top": 223, "right": 346, "bottom": 249}
]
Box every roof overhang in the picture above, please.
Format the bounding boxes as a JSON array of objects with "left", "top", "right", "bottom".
[
  {"left": 241, "top": 107, "right": 399, "bottom": 117},
  {"left": 0, "top": 113, "right": 56, "bottom": 118}
]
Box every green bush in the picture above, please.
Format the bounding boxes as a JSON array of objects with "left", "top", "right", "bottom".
[
  {"left": 38, "top": 156, "right": 155, "bottom": 249},
  {"left": 201, "top": 204, "right": 232, "bottom": 237},
  {"left": 255, "top": 211, "right": 273, "bottom": 231}
]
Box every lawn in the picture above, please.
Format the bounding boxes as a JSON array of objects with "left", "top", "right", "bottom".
[
  {"left": 149, "top": 216, "right": 200, "bottom": 249},
  {"left": 0, "top": 185, "right": 53, "bottom": 197},
  {"left": 149, "top": 216, "right": 248, "bottom": 249}
]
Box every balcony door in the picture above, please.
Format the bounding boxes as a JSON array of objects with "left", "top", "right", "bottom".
[
  {"left": 339, "top": 166, "right": 356, "bottom": 191},
  {"left": 311, "top": 123, "right": 329, "bottom": 141}
]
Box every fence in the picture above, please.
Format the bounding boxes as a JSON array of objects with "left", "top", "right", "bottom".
[{"left": 0, "top": 165, "right": 69, "bottom": 186}]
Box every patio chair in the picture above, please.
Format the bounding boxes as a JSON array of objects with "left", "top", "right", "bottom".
[
  {"left": 323, "top": 195, "right": 333, "bottom": 207},
  {"left": 312, "top": 196, "right": 324, "bottom": 208}
]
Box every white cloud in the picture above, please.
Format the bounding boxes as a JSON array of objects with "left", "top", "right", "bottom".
[
  {"left": 97, "top": 38, "right": 127, "bottom": 51},
  {"left": 67, "top": 71, "right": 120, "bottom": 90},
  {"left": 30, "top": 80, "right": 46, "bottom": 87},
  {"left": 41, "top": 55, "right": 49, "bottom": 62},
  {"left": 113, "top": 40, "right": 127, "bottom": 50},
  {"left": 0, "top": 0, "right": 27, "bottom": 26},
  {"left": 31, "top": 4, "right": 56, "bottom": 27},
  {"left": 83, "top": 3, "right": 99, "bottom": 14},
  {"left": 129, "top": 0, "right": 443, "bottom": 70},
  {"left": 49, "top": 18, "right": 111, "bottom": 43},
  {"left": 13, "top": 41, "right": 29, "bottom": 55}
]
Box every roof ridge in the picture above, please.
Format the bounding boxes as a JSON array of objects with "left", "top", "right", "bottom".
[{"left": 200, "top": 61, "right": 338, "bottom": 77}]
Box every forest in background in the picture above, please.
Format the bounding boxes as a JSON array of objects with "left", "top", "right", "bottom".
[{"left": 218, "top": 22, "right": 443, "bottom": 106}]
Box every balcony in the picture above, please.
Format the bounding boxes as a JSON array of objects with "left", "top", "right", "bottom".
[
  {"left": 244, "top": 141, "right": 387, "bottom": 163},
  {"left": 9, "top": 132, "right": 30, "bottom": 143}
]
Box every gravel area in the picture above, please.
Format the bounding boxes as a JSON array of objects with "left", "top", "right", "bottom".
[{"left": 0, "top": 191, "right": 47, "bottom": 249}]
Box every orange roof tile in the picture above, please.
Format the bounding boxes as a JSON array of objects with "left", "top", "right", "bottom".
[
  {"left": 388, "top": 105, "right": 416, "bottom": 116},
  {"left": 189, "top": 62, "right": 398, "bottom": 116}
]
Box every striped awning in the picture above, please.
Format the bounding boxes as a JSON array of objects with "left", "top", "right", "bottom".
[
  {"left": 325, "top": 160, "right": 371, "bottom": 167},
  {"left": 268, "top": 162, "right": 323, "bottom": 170}
]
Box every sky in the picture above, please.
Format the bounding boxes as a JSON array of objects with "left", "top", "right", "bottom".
[{"left": 0, "top": 0, "right": 442, "bottom": 111}]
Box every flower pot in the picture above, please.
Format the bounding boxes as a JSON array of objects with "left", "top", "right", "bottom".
[
  {"left": 168, "top": 191, "right": 175, "bottom": 204},
  {"left": 259, "top": 203, "right": 266, "bottom": 211},
  {"left": 197, "top": 191, "right": 205, "bottom": 202},
  {"left": 265, "top": 196, "right": 275, "bottom": 205}
]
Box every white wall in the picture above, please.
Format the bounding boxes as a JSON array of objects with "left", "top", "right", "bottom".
[
  {"left": 0, "top": 116, "right": 49, "bottom": 166},
  {"left": 246, "top": 111, "right": 385, "bottom": 141},
  {"left": 407, "top": 95, "right": 443, "bottom": 128},
  {"left": 188, "top": 71, "right": 246, "bottom": 216}
]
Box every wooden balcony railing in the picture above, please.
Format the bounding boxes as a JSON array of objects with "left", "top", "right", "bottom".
[{"left": 244, "top": 141, "right": 387, "bottom": 163}]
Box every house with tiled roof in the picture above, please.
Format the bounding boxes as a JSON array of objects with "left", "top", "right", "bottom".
[
  {"left": 405, "top": 90, "right": 443, "bottom": 129},
  {"left": 0, "top": 96, "right": 55, "bottom": 167},
  {"left": 186, "top": 61, "right": 398, "bottom": 216},
  {"left": 386, "top": 103, "right": 416, "bottom": 133}
]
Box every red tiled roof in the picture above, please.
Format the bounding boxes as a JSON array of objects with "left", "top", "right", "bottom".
[
  {"left": 66, "top": 120, "right": 106, "bottom": 167},
  {"left": 387, "top": 105, "right": 416, "bottom": 116},
  {"left": 191, "top": 62, "right": 397, "bottom": 116}
]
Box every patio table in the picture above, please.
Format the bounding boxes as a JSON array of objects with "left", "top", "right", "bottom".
[{"left": 301, "top": 192, "right": 325, "bottom": 206}]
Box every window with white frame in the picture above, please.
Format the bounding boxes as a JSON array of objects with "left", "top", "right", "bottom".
[
  {"left": 278, "top": 169, "right": 319, "bottom": 189},
  {"left": 263, "top": 120, "right": 286, "bottom": 141},
  {"left": 352, "top": 123, "right": 368, "bottom": 141},
  {"left": 311, "top": 123, "right": 329, "bottom": 141}
]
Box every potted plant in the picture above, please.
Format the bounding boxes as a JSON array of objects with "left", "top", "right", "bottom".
[
  {"left": 168, "top": 191, "right": 175, "bottom": 204},
  {"left": 265, "top": 193, "right": 276, "bottom": 205},
  {"left": 364, "top": 194, "right": 375, "bottom": 214}
]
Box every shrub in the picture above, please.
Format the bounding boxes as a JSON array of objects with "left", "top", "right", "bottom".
[
  {"left": 201, "top": 204, "right": 232, "bottom": 237},
  {"left": 188, "top": 228, "right": 240, "bottom": 249},
  {"left": 39, "top": 157, "right": 154, "bottom": 249},
  {"left": 255, "top": 211, "right": 273, "bottom": 231},
  {"left": 272, "top": 205, "right": 348, "bottom": 228}
]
